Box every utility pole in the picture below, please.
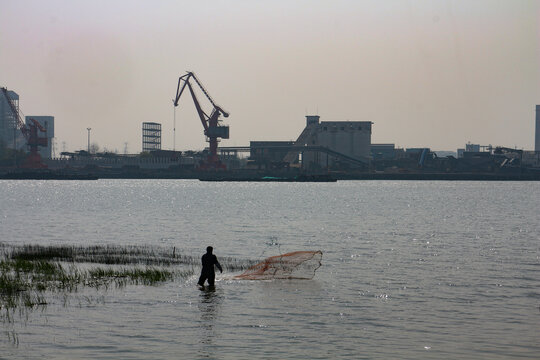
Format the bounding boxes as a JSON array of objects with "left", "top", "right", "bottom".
[
  {"left": 87, "top": 128, "right": 91, "bottom": 153},
  {"left": 173, "top": 105, "right": 176, "bottom": 151}
]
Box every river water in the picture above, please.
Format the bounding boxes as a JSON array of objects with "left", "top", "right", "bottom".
[{"left": 1, "top": 179, "right": 539, "bottom": 359}]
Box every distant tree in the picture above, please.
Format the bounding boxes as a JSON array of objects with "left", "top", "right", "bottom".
[
  {"left": 101, "top": 147, "right": 117, "bottom": 154},
  {"left": 89, "top": 143, "right": 100, "bottom": 154}
]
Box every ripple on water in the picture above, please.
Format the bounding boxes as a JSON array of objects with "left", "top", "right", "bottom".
[{"left": 1, "top": 180, "right": 539, "bottom": 359}]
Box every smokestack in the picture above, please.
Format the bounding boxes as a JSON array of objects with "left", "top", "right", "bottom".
[{"left": 536, "top": 105, "right": 540, "bottom": 152}]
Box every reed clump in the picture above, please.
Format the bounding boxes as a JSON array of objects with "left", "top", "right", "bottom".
[
  {"left": 1, "top": 242, "right": 257, "bottom": 324},
  {"left": 86, "top": 267, "right": 179, "bottom": 286},
  {"left": 0, "top": 248, "right": 196, "bottom": 324},
  {"left": 7, "top": 244, "right": 257, "bottom": 270},
  {"left": 0, "top": 261, "right": 189, "bottom": 312},
  {"left": 10, "top": 244, "right": 189, "bottom": 266}
]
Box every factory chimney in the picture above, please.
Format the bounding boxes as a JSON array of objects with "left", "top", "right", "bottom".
[{"left": 536, "top": 105, "right": 540, "bottom": 152}]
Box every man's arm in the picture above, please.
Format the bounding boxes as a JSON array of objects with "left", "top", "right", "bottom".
[{"left": 215, "top": 256, "right": 223, "bottom": 273}]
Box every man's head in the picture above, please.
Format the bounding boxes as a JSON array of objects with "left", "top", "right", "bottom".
[{"left": 206, "top": 246, "right": 213, "bottom": 254}]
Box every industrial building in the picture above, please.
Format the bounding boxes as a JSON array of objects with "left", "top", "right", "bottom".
[
  {"left": 2, "top": 75, "right": 539, "bottom": 178},
  {"left": 316, "top": 120, "right": 371, "bottom": 159},
  {"left": 523, "top": 151, "right": 540, "bottom": 167},
  {"left": 25, "top": 116, "right": 54, "bottom": 159},
  {"left": 290, "top": 115, "right": 372, "bottom": 168},
  {"left": 0, "top": 88, "right": 25, "bottom": 150},
  {"left": 249, "top": 141, "right": 296, "bottom": 168},
  {"left": 142, "top": 122, "right": 162, "bottom": 152},
  {"left": 371, "top": 144, "right": 396, "bottom": 160}
]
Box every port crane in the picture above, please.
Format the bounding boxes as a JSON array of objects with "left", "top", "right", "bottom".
[
  {"left": 1, "top": 87, "right": 48, "bottom": 168},
  {"left": 173, "top": 72, "right": 229, "bottom": 169}
]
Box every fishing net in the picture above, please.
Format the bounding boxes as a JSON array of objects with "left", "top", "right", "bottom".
[{"left": 234, "top": 251, "right": 322, "bottom": 280}]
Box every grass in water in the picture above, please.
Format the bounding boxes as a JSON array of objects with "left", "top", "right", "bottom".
[
  {"left": 0, "top": 249, "right": 199, "bottom": 326},
  {"left": 0, "top": 242, "right": 256, "bottom": 330},
  {"left": 6, "top": 243, "right": 256, "bottom": 271}
]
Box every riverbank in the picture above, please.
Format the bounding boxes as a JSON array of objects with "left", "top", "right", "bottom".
[{"left": 2, "top": 169, "right": 540, "bottom": 181}]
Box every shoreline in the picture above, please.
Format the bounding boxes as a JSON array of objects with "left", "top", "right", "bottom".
[{"left": 1, "top": 170, "right": 540, "bottom": 181}]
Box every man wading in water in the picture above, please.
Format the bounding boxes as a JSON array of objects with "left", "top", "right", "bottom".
[{"left": 197, "top": 246, "right": 223, "bottom": 287}]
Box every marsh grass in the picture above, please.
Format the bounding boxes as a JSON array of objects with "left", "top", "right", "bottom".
[
  {"left": 0, "top": 260, "right": 191, "bottom": 308},
  {"left": 1, "top": 243, "right": 257, "bottom": 326},
  {"left": 8, "top": 244, "right": 257, "bottom": 271}
]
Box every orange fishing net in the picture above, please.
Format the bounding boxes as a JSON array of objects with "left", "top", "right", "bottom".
[{"left": 234, "top": 251, "right": 322, "bottom": 280}]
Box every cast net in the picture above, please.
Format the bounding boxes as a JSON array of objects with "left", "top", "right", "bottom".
[{"left": 234, "top": 251, "right": 322, "bottom": 280}]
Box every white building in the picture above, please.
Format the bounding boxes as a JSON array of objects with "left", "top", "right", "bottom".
[
  {"left": 316, "top": 120, "right": 372, "bottom": 160},
  {"left": 25, "top": 116, "right": 54, "bottom": 159},
  {"left": 294, "top": 115, "right": 372, "bottom": 167}
]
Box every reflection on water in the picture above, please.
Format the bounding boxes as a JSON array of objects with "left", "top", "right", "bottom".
[
  {"left": 197, "top": 286, "right": 222, "bottom": 358},
  {"left": 260, "top": 279, "right": 323, "bottom": 307}
]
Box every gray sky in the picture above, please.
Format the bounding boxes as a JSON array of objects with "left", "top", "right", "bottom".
[{"left": 1, "top": 0, "right": 538, "bottom": 153}]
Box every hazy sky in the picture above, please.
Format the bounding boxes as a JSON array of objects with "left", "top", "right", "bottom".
[{"left": 1, "top": 0, "right": 539, "bottom": 153}]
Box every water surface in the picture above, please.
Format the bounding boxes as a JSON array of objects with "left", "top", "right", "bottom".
[{"left": 1, "top": 180, "right": 539, "bottom": 359}]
